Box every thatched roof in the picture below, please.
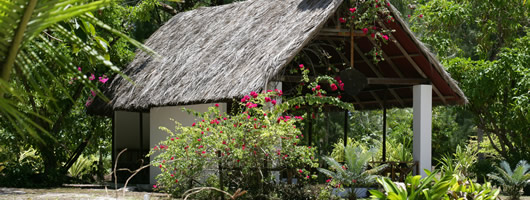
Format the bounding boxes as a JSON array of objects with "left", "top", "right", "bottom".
[
  {"left": 106, "top": 0, "right": 342, "bottom": 111},
  {"left": 99, "top": 0, "right": 467, "bottom": 113}
]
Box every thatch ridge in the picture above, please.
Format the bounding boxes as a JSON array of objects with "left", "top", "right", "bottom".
[{"left": 106, "top": 0, "right": 343, "bottom": 111}]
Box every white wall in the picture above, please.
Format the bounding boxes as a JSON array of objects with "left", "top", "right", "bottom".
[{"left": 149, "top": 103, "right": 227, "bottom": 185}]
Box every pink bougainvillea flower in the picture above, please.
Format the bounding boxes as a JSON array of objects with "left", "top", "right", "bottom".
[
  {"left": 264, "top": 97, "right": 271, "bottom": 102},
  {"left": 330, "top": 83, "right": 338, "bottom": 91},
  {"left": 90, "top": 90, "right": 96, "bottom": 97},
  {"left": 85, "top": 98, "right": 93, "bottom": 107},
  {"left": 271, "top": 100, "right": 277, "bottom": 105},
  {"left": 349, "top": 7, "right": 356, "bottom": 13},
  {"left": 153, "top": 185, "right": 157, "bottom": 188},
  {"left": 362, "top": 28, "right": 368, "bottom": 34},
  {"left": 89, "top": 73, "right": 95, "bottom": 80},
  {"left": 339, "top": 18, "right": 346, "bottom": 23},
  {"left": 77, "top": 67, "right": 82, "bottom": 71},
  {"left": 98, "top": 75, "right": 109, "bottom": 84},
  {"left": 247, "top": 115, "right": 251, "bottom": 119},
  {"left": 274, "top": 89, "right": 283, "bottom": 96},
  {"left": 250, "top": 91, "right": 258, "bottom": 98},
  {"left": 299, "top": 64, "right": 304, "bottom": 69},
  {"left": 382, "top": 35, "right": 389, "bottom": 40}
]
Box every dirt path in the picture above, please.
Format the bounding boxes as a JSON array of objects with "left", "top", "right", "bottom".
[{"left": 0, "top": 187, "right": 172, "bottom": 200}]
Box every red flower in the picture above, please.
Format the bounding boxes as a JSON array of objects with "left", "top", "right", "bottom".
[
  {"left": 371, "top": 33, "right": 375, "bottom": 38},
  {"left": 326, "top": 179, "right": 331, "bottom": 183},
  {"left": 330, "top": 83, "right": 338, "bottom": 91},
  {"left": 299, "top": 64, "right": 304, "bottom": 69},
  {"left": 175, "top": 179, "right": 178, "bottom": 183},
  {"left": 202, "top": 151, "right": 206, "bottom": 154},
  {"left": 197, "top": 138, "right": 202, "bottom": 142},
  {"left": 192, "top": 122, "right": 196, "bottom": 127},
  {"left": 339, "top": 18, "right": 346, "bottom": 23},
  {"left": 271, "top": 100, "right": 277, "bottom": 105},
  {"left": 382, "top": 35, "right": 389, "bottom": 40},
  {"left": 250, "top": 91, "right": 258, "bottom": 98},
  {"left": 89, "top": 74, "right": 95, "bottom": 81},
  {"left": 387, "top": 2, "right": 391, "bottom": 7},
  {"left": 298, "top": 169, "right": 303, "bottom": 173},
  {"left": 215, "top": 103, "right": 219, "bottom": 107},
  {"left": 349, "top": 7, "right": 356, "bottom": 13},
  {"left": 419, "top": 14, "right": 423, "bottom": 18},
  {"left": 362, "top": 28, "right": 368, "bottom": 34},
  {"left": 265, "top": 97, "right": 271, "bottom": 102}
]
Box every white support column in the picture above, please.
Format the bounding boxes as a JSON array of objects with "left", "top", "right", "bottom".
[{"left": 413, "top": 84, "right": 432, "bottom": 177}]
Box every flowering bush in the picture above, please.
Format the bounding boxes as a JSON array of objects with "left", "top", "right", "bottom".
[
  {"left": 339, "top": 0, "right": 396, "bottom": 63},
  {"left": 150, "top": 89, "right": 320, "bottom": 197},
  {"left": 150, "top": 64, "right": 359, "bottom": 198}
]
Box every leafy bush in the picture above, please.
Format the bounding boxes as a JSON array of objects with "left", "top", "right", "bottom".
[
  {"left": 150, "top": 90, "right": 319, "bottom": 198},
  {"left": 370, "top": 169, "right": 500, "bottom": 200},
  {"left": 488, "top": 160, "right": 530, "bottom": 200},
  {"left": 318, "top": 146, "right": 386, "bottom": 200}
]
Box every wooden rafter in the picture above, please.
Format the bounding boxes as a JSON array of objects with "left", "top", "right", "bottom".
[
  {"left": 378, "top": 22, "right": 448, "bottom": 104},
  {"left": 367, "top": 37, "right": 405, "bottom": 77},
  {"left": 354, "top": 44, "right": 405, "bottom": 107}
]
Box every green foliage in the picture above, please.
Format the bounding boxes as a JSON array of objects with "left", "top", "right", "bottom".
[
  {"left": 488, "top": 160, "right": 530, "bottom": 200},
  {"left": 444, "top": 31, "right": 530, "bottom": 161},
  {"left": 370, "top": 169, "right": 500, "bottom": 200},
  {"left": 68, "top": 155, "right": 98, "bottom": 181},
  {"left": 319, "top": 146, "right": 386, "bottom": 199},
  {"left": 437, "top": 145, "right": 477, "bottom": 179},
  {"left": 150, "top": 91, "right": 319, "bottom": 198}
]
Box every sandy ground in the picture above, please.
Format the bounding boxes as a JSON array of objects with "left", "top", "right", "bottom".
[
  {"left": 0, "top": 187, "right": 528, "bottom": 200},
  {"left": 0, "top": 187, "right": 172, "bottom": 200}
]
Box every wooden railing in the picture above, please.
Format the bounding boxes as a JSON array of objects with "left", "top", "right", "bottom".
[{"left": 368, "top": 161, "right": 418, "bottom": 182}]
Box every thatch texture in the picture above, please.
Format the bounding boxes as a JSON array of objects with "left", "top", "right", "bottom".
[{"left": 107, "top": 0, "right": 343, "bottom": 111}]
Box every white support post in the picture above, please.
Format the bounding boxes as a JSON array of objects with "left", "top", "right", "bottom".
[{"left": 413, "top": 84, "right": 432, "bottom": 177}]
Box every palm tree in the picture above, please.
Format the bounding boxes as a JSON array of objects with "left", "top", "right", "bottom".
[
  {"left": 0, "top": 0, "right": 155, "bottom": 180},
  {"left": 488, "top": 160, "right": 530, "bottom": 200},
  {"left": 0, "top": 0, "right": 154, "bottom": 139}
]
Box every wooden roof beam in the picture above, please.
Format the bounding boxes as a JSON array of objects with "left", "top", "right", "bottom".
[
  {"left": 378, "top": 22, "right": 447, "bottom": 104},
  {"left": 354, "top": 44, "right": 405, "bottom": 106}
]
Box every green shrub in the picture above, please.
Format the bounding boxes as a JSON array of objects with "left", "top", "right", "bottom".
[
  {"left": 488, "top": 160, "right": 530, "bottom": 200},
  {"left": 370, "top": 169, "right": 500, "bottom": 200},
  {"left": 318, "top": 146, "right": 386, "bottom": 200},
  {"left": 150, "top": 90, "right": 319, "bottom": 198}
]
